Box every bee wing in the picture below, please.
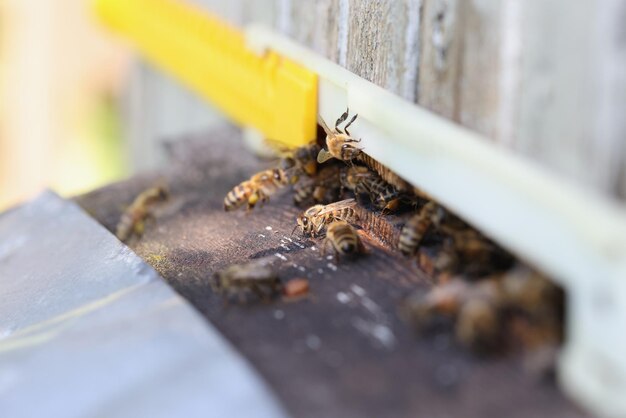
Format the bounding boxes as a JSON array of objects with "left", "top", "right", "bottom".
[
  {"left": 351, "top": 171, "right": 375, "bottom": 180},
  {"left": 317, "top": 148, "right": 335, "bottom": 164},
  {"left": 317, "top": 115, "right": 332, "bottom": 135},
  {"left": 316, "top": 198, "right": 357, "bottom": 216}
]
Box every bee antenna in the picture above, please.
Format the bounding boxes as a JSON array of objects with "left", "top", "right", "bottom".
[{"left": 291, "top": 224, "right": 299, "bottom": 236}]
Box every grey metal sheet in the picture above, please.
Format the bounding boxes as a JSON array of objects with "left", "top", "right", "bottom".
[{"left": 0, "top": 191, "right": 287, "bottom": 418}]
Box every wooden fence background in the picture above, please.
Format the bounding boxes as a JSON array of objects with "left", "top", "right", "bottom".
[{"left": 126, "top": 0, "right": 626, "bottom": 201}]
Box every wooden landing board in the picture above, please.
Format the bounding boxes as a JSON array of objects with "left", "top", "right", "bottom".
[{"left": 76, "top": 126, "right": 585, "bottom": 418}]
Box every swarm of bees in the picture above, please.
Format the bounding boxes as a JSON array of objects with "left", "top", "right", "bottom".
[
  {"left": 403, "top": 268, "right": 563, "bottom": 358},
  {"left": 215, "top": 108, "right": 563, "bottom": 368}
]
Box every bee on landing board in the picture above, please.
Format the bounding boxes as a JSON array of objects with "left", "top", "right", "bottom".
[
  {"left": 293, "top": 164, "right": 342, "bottom": 206},
  {"left": 116, "top": 185, "right": 169, "bottom": 242},
  {"left": 292, "top": 143, "right": 322, "bottom": 177},
  {"left": 224, "top": 168, "right": 289, "bottom": 212},
  {"left": 404, "top": 277, "right": 504, "bottom": 353},
  {"left": 322, "top": 221, "right": 364, "bottom": 260},
  {"left": 212, "top": 258, "right": 282, "bottom": 303},
  {"left": 317, "top": 108, "right": 363, "bottom": 163},
  {"left": 341, "top": 165, "right": 403, "bottom": 212},
  {"left": 398, "top": 201, "right": 445, "bottom": 255},
  {"left": 295, "top": 198, "right": 359, "bottom": 237}
]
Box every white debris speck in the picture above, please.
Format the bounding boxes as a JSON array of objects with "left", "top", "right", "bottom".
[
  {"left": 280, "top": 239, "right": 286, "bottom": 244},
  {"left": 326, "top": 263, "right": 338, "bottom": 272},
  {"left": 306, "top": 334, "right": 322, "bottom": 350},
  {"left": 361, "top": 297, "right": 384, "bottom": 319},
  {"left": 298, "top": 266, "right": 306, "bottom": 272},
  {"left": 282, "top": 236, "right": 293, "bottom": 242},
  {"left": 317, "top": 268, "right": 324, "bottom": 274},
  {"left": 265, "top": 226, "right": 273, "bottom": 231},
  {"left": 258, "top": 234, "right": 266, "bottom": 238},
  {"left": 274, "top": 253, "right": 288, "bottom": 261},
  {"left": 295, "top": 242, "right": 305, "bottom": 249},
  {"left": 273, "top": 310, "right": 285, "bottom": 320},
  {"left": 326, "top": 255, "right": 333, "bottom": 260},
  {"left": 310, "top": 246, "right": 317, "bottom": 251},
  {"left": 336, "top": 292, "right": 351, "bottom": 304},
  {"left": 350, "top": 284, "right": 367, "bottom": 297},
  {"left": 352, "top": 318, "right": 396, "bottom": 349},
  {"left": 280, "top": 244, "right": 290, "bottom": 251}
]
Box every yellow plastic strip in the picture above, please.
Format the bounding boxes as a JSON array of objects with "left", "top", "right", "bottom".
[{"left": 94, "top": 0, "right": 317, "bottom": 149}]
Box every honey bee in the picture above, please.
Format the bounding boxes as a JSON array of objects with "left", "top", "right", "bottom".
[
  {"left": 455, "top": 294, "right": 502, "bottom": 353},
  {"left": 442, "top": 227, "right": 513, "bottom": 276},
  {"left": 212, "top": 258, "right": 282, "bottom": 303},
  {"left": 317, "top": 108, "right": 362, "bottom": 163},
  {"left": 501, "top": 268, "right": 563, "bottom": 322},
  {"left": 341, "top": 166, "right": 402, "bottom": 212},
  {"left": 224, "top": 168, "right": 289, "bottom": 211},
  {"left": 292, "top": 143, "right": 322, "bottom": 177},
  {"left": 116, "top": 185, "right": 169, "bottom": 242},
  {"left": 293, "top": 165, "right": 341, "bottom": 206},
  {"left": 322, "top": 221, "right": 364, "bottom": 259},
  {"left": 431, "top": 237, "right": 459, "bottom": 279},
  {"left": 398, "top": 201, "right": 445, "bottom": 255},
  {"left": 295, "top": 198, "right": 359, "bottom": 237},
  {"left": 357, "top": 152, "right": 412, "bottom": 192},
  {"left": 404, "top": 277, "right": 503, "bottom": 352}
]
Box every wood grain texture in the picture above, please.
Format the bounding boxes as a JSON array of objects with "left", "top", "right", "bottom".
[
  {"left": 275, "top": 0, "right": 344, "bottom": 62},
  {"left": 593, "top": 0, "right": 626, "bottom": 198},
  {"left": 512, "top": 0, "right": 626, "bottom": 198},
  {"left": 457, "top": 0, "right": 501, "bottom": 139},
  {"left": 345, "top": 0, "right": 421, "bottom": 100},
  {"left": 418, "top": 0, "right": 462, "bottom": 120}
]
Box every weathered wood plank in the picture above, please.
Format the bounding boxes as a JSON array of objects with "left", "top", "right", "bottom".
[
  {"left": 275, "top": 0, "right": 342, "bottom": 62},
  {"left": 511, "top": 1, "right": 626, "bottom": 196},
  {"left": 418, "top": 0, "right": 462, "bottom": 120},
  {"left": 124, "top": 0, "right": 626, "bottom": 202},
  {"left": 457, "top": 0, "right": 502, "bottom": 139},
  {"left": 345, "top": 0, "right": 421, "bottom": 101},
  {"left": 594, "top": 0, "right": 626, "bottom": 199}
]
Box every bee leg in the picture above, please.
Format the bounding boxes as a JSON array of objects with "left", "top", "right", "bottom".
[
  {"left": 381, "top": 198, "right": 401, "bottom": 215},
  {"left": 315, "top": 221, "right": 326, "bottom": 237},
  {"left": 257, "top": 190, "right": 269, "bottom": 208},
  {"left": 343, "top": 113, "right": 358, "bottom": 136},
  {"left": 320, "top": 237, "right": 329, "bottom": 257},
  {"left": 253, "top": 284, "right": 271, "bottom": 303},
  {"left": 335, "top": 108, "right": 350, "bottom": 130}
]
